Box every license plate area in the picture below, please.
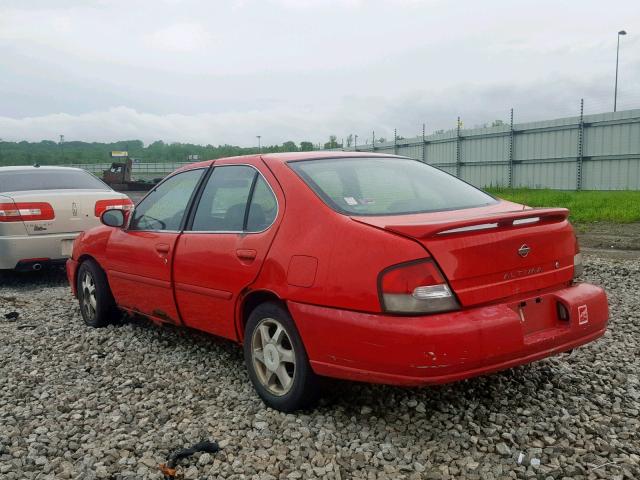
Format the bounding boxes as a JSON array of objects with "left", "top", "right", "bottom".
[{"left": 513, "top": 296, "right": 566, "bottom": 335}]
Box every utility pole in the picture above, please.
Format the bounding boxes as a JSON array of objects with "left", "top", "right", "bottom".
[
  {"left": 59, "top": 134, "right": 65, "bottom": 162},
  {"left": 614, "top": 30, "right": 627, "bottom": 112},
  {"left": 256, "top": 135, "right": 262, "bottom": 153}
]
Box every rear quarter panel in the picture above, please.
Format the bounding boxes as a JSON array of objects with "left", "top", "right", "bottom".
[{"left": 255, "top": 158, "right": 428, "bottom": 313}]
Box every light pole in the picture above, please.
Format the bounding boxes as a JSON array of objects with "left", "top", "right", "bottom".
[
  {"left": 256, "top": 135, "right": 262, "bottom": 153},
  {"left": 614, "top": 30, "right": 627, "bottom": 112}
]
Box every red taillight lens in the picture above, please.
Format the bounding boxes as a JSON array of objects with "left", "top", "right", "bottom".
[
  {"left": 379, "top": 259, "right": 460, "bottom": 314},
  {"left": 94, "top": 198, "right": 134, "bottom": 217},
  {"left": 0, "top": 202, "right": 55, "bottom": 222},
  {"left": 381, "top": 261, "right": 444, "bottom": 294}
]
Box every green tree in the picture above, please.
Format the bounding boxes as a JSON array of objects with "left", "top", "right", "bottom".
[
  {"left": 281, "top": 141, "right": 298, "bottom": 152},
  {"left": 346, "top": 134, "right": 353, "bottom": 147},
  {"left": 323, "top": 135, "right": 340, "bottom": 149}
]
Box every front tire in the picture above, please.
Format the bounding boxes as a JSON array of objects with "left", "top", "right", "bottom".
[
  {"left": 244, "top": 302, "right": 319, "bottom": 412},
  {"left": 76, "top": 259, "right": 116, "bottom": 328}
]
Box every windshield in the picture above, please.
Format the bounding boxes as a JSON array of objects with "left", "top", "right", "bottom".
[
  {"left": 0, "top": 169, "right": 109, "bottom": 193},
  {"left": 289, "top": 157, "right": 497, "bottom": 216}
]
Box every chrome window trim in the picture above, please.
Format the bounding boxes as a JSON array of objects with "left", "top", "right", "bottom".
[{"left": 185, "top": 163, "right": 279, "bottom": 235}]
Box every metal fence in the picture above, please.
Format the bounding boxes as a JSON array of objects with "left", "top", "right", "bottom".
[
  {"left": 64, "top": 107, "right": 640, "bottom": 190},
  {"left": 335, "top": 107, "right": 640, "bottom": 190},
  {"left": 69, "top": 161, "right": 192, "bottom": 180}
]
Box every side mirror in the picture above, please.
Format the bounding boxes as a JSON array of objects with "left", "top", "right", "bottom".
[{"left": 101, "top": 208, "right": 126, "bottom": 228}]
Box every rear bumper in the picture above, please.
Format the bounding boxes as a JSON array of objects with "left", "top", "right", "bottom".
[
  {"left": 0, "top": 232, "right": 79, "bottom": 270},
  {"left": 289, "top": 282, "right": 608, "bottom": 386}
]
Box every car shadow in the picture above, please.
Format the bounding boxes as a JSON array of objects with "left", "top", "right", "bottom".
[{"left": 0, "top": 266, "right": 69, "bottom": 288}]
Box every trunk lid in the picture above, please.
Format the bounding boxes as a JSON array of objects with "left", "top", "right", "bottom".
[
  {"left": 6, "top": 190, "right": 130, "bottom": 235},
  {"left": 353, "top": 202, "right": 577, "bottom": 306}
]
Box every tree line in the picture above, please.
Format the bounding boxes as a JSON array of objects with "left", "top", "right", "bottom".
[{"left": 0, "top": 139, "right": 319, "bottom": 166}]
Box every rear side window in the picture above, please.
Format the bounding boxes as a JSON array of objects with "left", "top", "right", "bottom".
[
  {"left": 0, "top": 169, "right": 109, "bottom": 192},
  {"left": 247, "top": 177, "right": 277, "bottom": 231},
  {"left": 290, "top": 157, "right": 497, "bottom": 216},
  {"left": 191, "top": 166, "right": 277, "bottom": 232}
]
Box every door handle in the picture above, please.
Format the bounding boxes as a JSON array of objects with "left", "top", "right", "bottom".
[
  {"left": 236, "top": 249, "right": 257, "bottom": 261},
  {"left": 155, "top": 243, "right": 170, "bottom": 254}
]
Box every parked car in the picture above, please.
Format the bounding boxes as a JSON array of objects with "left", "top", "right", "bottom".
[
  {"left": 66, "top": 153, "right": 608, "bottom": 411},
  {"left": 0, "top": 166, "right": 132, "bottom": 271}
]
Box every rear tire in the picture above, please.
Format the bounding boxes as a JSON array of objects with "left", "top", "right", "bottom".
[
  {"left": 76, "top": 259, "right": 116, "bottom": 328},
  {"left": 244, "top": 302, "right": 319, "bottom": 412}
]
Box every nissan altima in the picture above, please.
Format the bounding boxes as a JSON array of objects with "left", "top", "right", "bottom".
[
  {"left": 0, "top": 166, "right": 132, "bottom": 271},
  {"left": 66, "top": 153, "right": 608, "bottom": 411}
]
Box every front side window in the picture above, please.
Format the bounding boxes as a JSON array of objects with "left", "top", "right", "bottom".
[
  {"left": 191, "top": 166, "right": 277, "bottom": 232},
  {"left": 290, "top": 157, "right": 497, "bottom": 216},
  {"left": 130, "top": 169, "right": 204, "bottom": 231}
]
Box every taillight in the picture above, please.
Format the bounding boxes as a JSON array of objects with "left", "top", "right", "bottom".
[
  {"left": 0, "top": 202, "right": 55, "bottom": 222},
  {"left": 94, "top": 198, "right": 134, "bottom": 217},
  {"left": 379, "top": 259, "right": 460, "bottom": 314}
]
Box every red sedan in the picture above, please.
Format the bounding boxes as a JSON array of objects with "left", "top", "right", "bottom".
[{"left": 67, "top": 152, "right": 608, "bottom": 411}]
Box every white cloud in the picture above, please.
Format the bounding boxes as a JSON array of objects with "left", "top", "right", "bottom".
[
  {"left": 0, "top": 0, "right": 638, "bottom": 146},
  {"left": 2, "top": 70, "right": 636, "bottom": 147},
  {"left": 145, "top": 22, "right": 214, "bottom": 53}
]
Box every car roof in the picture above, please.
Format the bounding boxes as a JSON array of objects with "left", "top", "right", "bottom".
[
  {"left": 0, "top": 165, "right": 88, "bottom": 173},
  {"left": 180, "top": 151, "right": 403, "bottom": 171}
]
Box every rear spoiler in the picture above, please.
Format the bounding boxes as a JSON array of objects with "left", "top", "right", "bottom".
[{"left": 383, "top": 208, "right": 569, "bottom": 239}]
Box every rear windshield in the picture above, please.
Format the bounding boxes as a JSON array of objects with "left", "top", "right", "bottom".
[
  {"left": 289, "top": 157, "right": 497, "bottom": 216},
  {"left": 0, "top": 169, "right": 109, "bottom": 193}
]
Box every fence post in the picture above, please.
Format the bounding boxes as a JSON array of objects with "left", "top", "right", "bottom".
[
  {"left": 354, "top": 134, "right": 358, "bottom": 152},
  {"left": 508, "top": 108, "right": 514, "bottom": 188},
  {"left": 394, "top": 129, "right": 398, "bottom": 155},
  {"left": 576, "top": 99, "right": 584, "bottom": 190},
  {"left": 372, "top": 130, "right": 376, "bottom": 153},
  {"left": 455, "top": 116, "right": 462, "bottom": 178},
  {"left": 422, "top": 123, "right": 426, "bottom": 163}
]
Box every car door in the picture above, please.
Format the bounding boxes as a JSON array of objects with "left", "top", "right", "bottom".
[
  {"left": 105, "top": 168, "right": 205, "bottom": 323},
  {"left": 173, "top": 160, "right": 282, "bottom": 340}
]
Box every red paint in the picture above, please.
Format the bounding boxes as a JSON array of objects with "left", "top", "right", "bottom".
[
  {"left": 287, "top": 255, "right": 318, "bottom": 288},
  {"left": 105, "top": 229, "right": 181, "bottom": 323},
  {"left": 68, "top": 152, "right": 609, "bottom": 387}
]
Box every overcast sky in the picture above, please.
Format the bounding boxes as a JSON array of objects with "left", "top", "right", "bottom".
[{"left": 1, "top": 0, "right": 638, "bottom": 146}]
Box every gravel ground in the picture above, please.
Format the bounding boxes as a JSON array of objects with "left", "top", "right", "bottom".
[{"left": 0, "top": 254, "right": 638, "bottom": 480}]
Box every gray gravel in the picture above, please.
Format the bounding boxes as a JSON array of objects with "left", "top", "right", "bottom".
[{"left": 1, "top": 254, "right": 639, "bottom": 480}]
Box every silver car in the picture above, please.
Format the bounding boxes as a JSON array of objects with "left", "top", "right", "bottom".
[{"left": 0, "top": 166, "right": 132, "bottom": 271}]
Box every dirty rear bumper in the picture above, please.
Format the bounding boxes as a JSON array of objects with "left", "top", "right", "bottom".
[
  {"left": 0, "top": 232, "right": 78, "bottom": 270},
  {"left": 289, "top": 282, "right": 608, "bottom": 386}
]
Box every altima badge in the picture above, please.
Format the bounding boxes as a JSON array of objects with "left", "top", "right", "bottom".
[{"left": 518, "top": 244, "right": 531, "bottom": 257}]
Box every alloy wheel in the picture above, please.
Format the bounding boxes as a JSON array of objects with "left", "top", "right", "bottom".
[
  {"left": 81, "top": 272, "right": 97, "bottom": 322},
  {"left": 251, "top": 318, "right": 296, "bottom": 396}
]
